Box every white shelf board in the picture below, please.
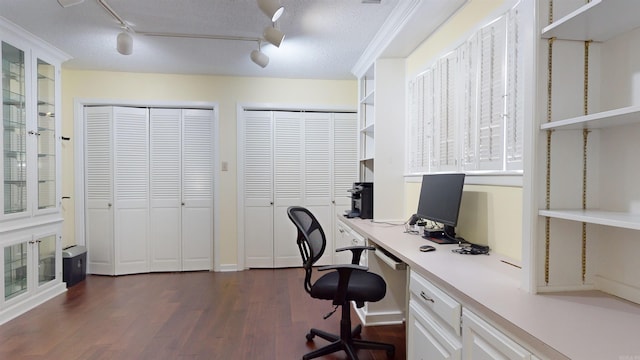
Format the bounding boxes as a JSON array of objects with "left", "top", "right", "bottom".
[
  {"left": 539, "top": 209, "right": 640, "bottom": 230},
  {"left": 360, "top": 156, "right": 375, "bottom": 162},
  {"left": 360, "top": 123, "right": 375, "bottom": 133},
  {"left": 541, "top": 0, "right": 640, "bottom": 42},
  {"left": 540, "top": 104, "right": 640, "bottom": 130},
  {"left": 361, "top": 90, "right": 375, "bottom": 105}
]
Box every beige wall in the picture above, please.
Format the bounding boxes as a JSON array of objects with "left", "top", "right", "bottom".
[
  {"left": 61, "top": 69, "right": 357, "bottom": 268},
  {"left": 402, "top": 0, "right": 523, "bottom": 261}
]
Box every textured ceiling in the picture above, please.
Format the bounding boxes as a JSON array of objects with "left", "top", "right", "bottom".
[{"left": 0, "top": 0, "right": 401, "bottom": 79}]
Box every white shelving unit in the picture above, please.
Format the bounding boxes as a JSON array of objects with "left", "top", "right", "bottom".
[
  {"left": 534, "top": 0, "right": 640, "bottom": 304},
  {"left": 358, "top": 64, "right": 375, "bottom": 181}
]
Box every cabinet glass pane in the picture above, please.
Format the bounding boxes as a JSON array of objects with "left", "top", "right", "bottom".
[
  {"left": 38, "top": 235, "right": 56, "bottom": 285},
  {"left": 2, "top": 42, "right": 27, "bottom": 214},
  {"left": 4, "top": 242, "right": 28, "bottom": 300},
  {"left": 37, "top": 59, "right": 56, "bottom": 209}
]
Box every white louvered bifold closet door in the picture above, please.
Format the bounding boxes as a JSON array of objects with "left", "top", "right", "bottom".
[
  {"left": 243, "top": 111, "right": 274, "bottom": 268},
  {"left": 301, "top": 112, "right": 332, "bottom": 266},
  {"left": 113, "top": 106, "right": 149, "bottom": 275},
  {"left": 181, "top": 109, "right": 214, "bottom": 271},
  {"left": 273, "top": 111, "right": 304, "bottom": 267},
  {"left": 477, "top": 15, "right": 507, "bottom": 170},
  {"left": 149, "top": 108, "right": 182, "bottom": 272},
  {"left": 84, "top": 106, "right": 115, "bottom": 275}
]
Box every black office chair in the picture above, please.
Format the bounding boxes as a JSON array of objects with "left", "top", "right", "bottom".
[{"left": 287, "top": 206, "right": 395, "bottom": 360}]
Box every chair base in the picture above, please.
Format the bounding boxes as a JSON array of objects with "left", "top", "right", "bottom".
[{"left": 302, "top": 306, "right": 395, "bottom": 360}]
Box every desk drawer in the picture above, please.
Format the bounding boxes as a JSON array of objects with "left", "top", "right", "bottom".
[{"left": 410, "top": 270, "right": 461, "bottom": 335}]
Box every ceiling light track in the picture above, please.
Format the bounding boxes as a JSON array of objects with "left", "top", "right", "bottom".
[{"left": 94, "top": 0, "right": 284, "bottom": 67}]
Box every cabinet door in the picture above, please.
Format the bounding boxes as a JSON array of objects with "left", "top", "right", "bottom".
[
  {"left": 408, "top": 301, "right": 462, "bottom": 360},
  {"left": 181, "top": 109, "right": 214, "bottom": 271},
  {"left": 84, "top": 106, "right": 114, "bottom": 275},
  {"left": 3, "top": 239, "right": 30, "bottom": 302},
  {"left": 462, "top": 309, "right": 531, "bottom": 360},
  {"left": 2, "top": 41, "right": 29, "bottom": 216},
  {"left": 243, "top": 111, "right": 274, "bottom": 268},
  {"left": 149, "top": 108, "right": 182, "bottom": 272},
  {"left": 35, "top": 58, "right": 57, "bottom": 212}
]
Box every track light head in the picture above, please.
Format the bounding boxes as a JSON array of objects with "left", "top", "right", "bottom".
[
  {"left": 250, "top": 49, "right": 269, "bottom": 68},
  {"left": 257, "top": 0, "right": 284, "bottom": 22},
  {"left": 263, "top": 26, "right": 285, "bottom": 48},
  {"left": 117, "top": 31, "right": 133, "bottom": 55}
]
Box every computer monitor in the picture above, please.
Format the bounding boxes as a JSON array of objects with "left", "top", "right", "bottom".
[{"left": 416, "top": 173, "right": 465, "bottom": 243}]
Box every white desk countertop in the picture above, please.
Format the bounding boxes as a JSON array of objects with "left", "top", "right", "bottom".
[{"left": 340, "top": 217, "right": 640, "bottom": 360}]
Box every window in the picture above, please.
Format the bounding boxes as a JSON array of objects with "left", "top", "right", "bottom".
[{"left": 406, "top": 3, "right": 523, "bottom": 175}]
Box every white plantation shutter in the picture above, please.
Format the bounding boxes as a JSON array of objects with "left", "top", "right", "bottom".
[
  {"left": 332, "top": 113, "right": 357, "bottom": 205},
  {"left": 477, "top": 15, "right": 507, "bottom": 170},
  {"left": 435, "top": 52, "right": 458, "bottom": 171},
  {"left": 304, "top": 113, "right": 331, "bottom": 203},
  {"left": 243, "top": 111, "right": 273, "bottom": 205},
  {"left": 274, "top": 112, "right": 302, "bottom": 204},
  {"left": 423, "top": 69, "right": 437, "bottom": 172},
  {"left": 461, "top": 34, "right": 480, "bottom": 170},
  {"left": 506, "top": 4, "right": 524, "bottom": 170}
]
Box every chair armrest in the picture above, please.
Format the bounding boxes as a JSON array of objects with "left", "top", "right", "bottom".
[
  {"left": 318, "top": 263, "right": 368, "bottom": 272},
  {"left": 335, "top": 245, "right": 375, "bottom": 265}
]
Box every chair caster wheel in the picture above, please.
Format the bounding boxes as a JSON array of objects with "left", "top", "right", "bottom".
[{"left": 305, "top": 333, "right": 315, "bottom": 342}]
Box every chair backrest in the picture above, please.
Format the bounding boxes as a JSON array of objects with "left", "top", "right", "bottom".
[{"left": 287, "top": 206, "right": 327, "bottom": 293}]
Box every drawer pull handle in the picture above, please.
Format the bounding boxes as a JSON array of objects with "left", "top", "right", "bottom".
[{"left": 420, "top": 291, "right": 435, "bottom": 303}]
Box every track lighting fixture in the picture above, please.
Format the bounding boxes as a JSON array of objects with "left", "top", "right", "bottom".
[
  {"left": 263, "top": 26, "right": 285, "bottom": 48},
  {"left": 117, "top": 31, "right": 133, "bottom": 55},
  {"left": 250, "top": 41, "right": 269, "bottom": 68},
  {"left": 257, "top": 0, "right": 284, "bottom": 22}
]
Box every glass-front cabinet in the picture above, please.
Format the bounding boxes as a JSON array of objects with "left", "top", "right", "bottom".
[
  {"left": 2, "top": 41, "right": 60, "bottom": 217},
  {"left": 3, "top": 233, "right": 59, "bottom": 304},
  {"left": 1, "top": 18, "right": 68, "bottom": 325}
]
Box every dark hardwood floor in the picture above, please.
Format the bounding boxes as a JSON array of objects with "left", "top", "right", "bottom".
[{"left": 0, "top": 268, "right": 405, "bottom": 359}]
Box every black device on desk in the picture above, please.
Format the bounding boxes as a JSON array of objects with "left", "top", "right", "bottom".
[
  {"left": 345, "top": 182, "right": 373, "bottom": 219},
  {"left": 415, "top": 173, "right": 465, "bottom": 245}
]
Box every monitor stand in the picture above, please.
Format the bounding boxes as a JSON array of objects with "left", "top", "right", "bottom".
[{"left": 422, "top": 225, "right": 458, "bottom": 244}]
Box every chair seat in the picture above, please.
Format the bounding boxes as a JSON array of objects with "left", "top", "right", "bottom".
[{"left": 310, "top": 269, "right": 386, "bottom": 303}]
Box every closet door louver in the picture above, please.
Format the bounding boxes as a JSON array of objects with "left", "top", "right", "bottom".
[
  {"left": 113, "top": 106, "right": 149, "bottom": 275},
  {"left": 84, "top": 106, "right": 114, "bottom": 275},
  {"left": 243, "top": 111, "right": 274, "bottom": 268},
  {"left": 149, "top": 108, "right": 182, "bottom": 271},
  {"left": 181, "top": 109, "right": 214, "bottom": 270}
]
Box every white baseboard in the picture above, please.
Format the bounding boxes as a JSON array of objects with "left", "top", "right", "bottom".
[
  {"left": 354, "top": 304, "right": 405, "bottom": 326},
  {"left": 0, "top": 283, "right": 67, "bottom": 326},
  {"left": 216, "top": 263, "right": 240, "bottom": 272}
]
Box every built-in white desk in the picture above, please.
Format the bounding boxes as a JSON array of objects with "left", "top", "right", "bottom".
[{"left": 340, "top": 217, "right": 640, "bottom": 360}]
